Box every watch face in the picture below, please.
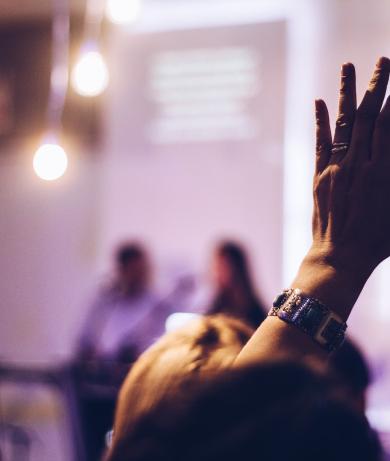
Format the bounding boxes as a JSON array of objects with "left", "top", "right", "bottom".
[{"left": 297, "top": 302, "right": 329, "bottom": 335}]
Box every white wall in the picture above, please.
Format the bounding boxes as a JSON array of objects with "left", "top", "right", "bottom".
[
  {"left": 99, "top": 19, "right": 287, "bottom": 308},
  {"left": 0, "top": 150, "right": 99, "bottom": 362}
]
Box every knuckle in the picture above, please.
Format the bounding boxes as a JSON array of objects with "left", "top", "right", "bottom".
[
  {"left": 335, "top": 113, "right": 353, "bottom": 128},
  {"left": 368, "top": 68, "right": 385, "bottom": 90},
  {"left": 329, "top": 164, "right": 346, "bottom": 183},
  {"left": 316, "top": 118, "right": 328, "bottom": 128},
  {"left": 313, "top": 180, "right": 324, "bottom": 196},
  {"left": 369, "top": 76, "right": 380, "bottom": 90},
  {"left": 313, "top": 173, "right": 324, "bottom": 188},
  {"left": 329, "top": 164, "right": 338, "bottom": 178},
  {"left": 313, "top": 171, "right": 332, "bottom": 194},
  {"left": 316, "top": 140, "right": 331, "bottom": 153},
  {"left": 339, "top": 85, "right": 348, "bottom": 97}
]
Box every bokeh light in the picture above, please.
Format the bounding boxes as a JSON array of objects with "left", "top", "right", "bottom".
[
  {"left": 105, "top": 0, "right": 141, "bottom": 25},
  {"left": 33, "top": 143, "right": 68, "bottom": 181},
  {"left": 165, "top": 313, "right": 201, "bottom": 332},
  {"left": 71, "top": 50, "right": 109, "bottom": 97}
]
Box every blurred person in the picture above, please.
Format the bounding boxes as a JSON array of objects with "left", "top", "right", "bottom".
[
  {"left": 77, "top": 242, "right": 171, "bottom": 363},
  {"left": 207, "top": 240, "right": 267, "bottom": 329},
  {"left": 105, "top": 56, "right": 390, "bottom": 461},
  {"left": 75, "top": 242, "right": 174, "bottom": 461},
  {"left": 330, "top": 337, "right": 371, "bottom": 413}
]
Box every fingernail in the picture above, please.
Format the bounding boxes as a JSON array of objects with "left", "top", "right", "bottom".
[{"left": 341, "top": 62, "right": 354, "bottom": 76}]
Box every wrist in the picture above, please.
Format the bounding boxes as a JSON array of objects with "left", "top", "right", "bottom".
[
  {"left": 291, "top": 246, "right": 371, "bottom": 321},
  {"left": 270, "top": 287, "right": 347, "bottom": 352}
]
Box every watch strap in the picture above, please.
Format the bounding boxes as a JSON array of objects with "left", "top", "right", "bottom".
[{"left": 269, "top": 288, "right": 347, "bottom": 352}]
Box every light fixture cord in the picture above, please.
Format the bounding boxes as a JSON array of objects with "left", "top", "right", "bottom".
[
  {"left": 84, "top": 0, "right": 106, "bottom": 46},
  {"left": 47, "top": 0, "right": 70, "bottom": 134}
]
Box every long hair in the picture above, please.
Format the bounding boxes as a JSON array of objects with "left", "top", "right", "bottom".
[{"left": 209, "top": 241, "right": 266, "bottom": 328}]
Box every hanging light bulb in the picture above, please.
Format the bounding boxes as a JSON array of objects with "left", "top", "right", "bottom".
[
  {"left": 33, "top": 136, "right": 68, "bottom": 181},
  {"left": 105, "top": 0, "right": 141, "bottom": 24},
  {"left": 72, "top": 44, "right": 109, "bottom": 97},
  {"left": 34, "top": 0, "right": 70, "bottom": 180}
]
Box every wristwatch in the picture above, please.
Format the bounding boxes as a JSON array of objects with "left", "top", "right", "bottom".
[{"left": 269, "top": 288, "right": 347, "bottom": 352}]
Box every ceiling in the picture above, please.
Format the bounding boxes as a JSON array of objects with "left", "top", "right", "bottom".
[{"left": 0, "top": 0, "right": 87, "bottom": 23}]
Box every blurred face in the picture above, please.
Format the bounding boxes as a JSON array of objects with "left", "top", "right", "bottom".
[
  {"left": 212, "top": 253, "right": 233, "bottom": 289},
  {"left": 119, "top": 257, "right": 150, "bottom": 293}
]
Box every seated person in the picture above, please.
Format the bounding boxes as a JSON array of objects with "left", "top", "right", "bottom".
[
  {"left": 77, "top": 243, "right": 171, "bottom": 363},
  {"left": 106, "top": 56, "right": 390, "bottom": 461},
  {"left": 75, "top": 243, "right": 174, "bottom": 461},
  {"left": 207, "top": 240, "right": 267, "bottom": 329}
]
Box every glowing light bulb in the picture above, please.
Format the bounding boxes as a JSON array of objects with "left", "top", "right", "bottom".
[
  {"left": 105, "top": 0, "right": 141, "bottom": 24},
  {"left": 33, "top": 142, "right": 68, "bottom": 181},
  {"left": 72, "top": 50, "right": 109, "bottom": 97}
]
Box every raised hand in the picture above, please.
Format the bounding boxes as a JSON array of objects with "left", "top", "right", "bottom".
[
  {"left": 236, "top": 58, "right": 390, "bottom": 366},
  {"left": 312, "top": 57, "right": 390, "bottom": 277}
]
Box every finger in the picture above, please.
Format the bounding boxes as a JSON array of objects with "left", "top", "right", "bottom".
[
  {"left": 315, "top": 99, "right": 332, "bottom": 175},
  {"left": 346, "top": 56, "right": 390, "bottom": 164},
  {"left": 372, "top": 95, "right": 390, "bottom": 165},
  {"left": 329, "top": 63, "right": 356, "bottom": 165}
]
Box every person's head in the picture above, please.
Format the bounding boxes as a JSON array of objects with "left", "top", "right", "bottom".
[
  {"left": 115, "top": 243, "right": 150, "bottom": 294},
  {"left": 329, "top": 337, "right": 371, "bottom": 413},
  {"left": 106, "top": 360, "right": 382, "bottom": 461},
  {"left": 212, "top": 241, "right": 255, "bottom": 293},
  {"left": 110, "top": 315, "right": 253, "bottom": 448}
]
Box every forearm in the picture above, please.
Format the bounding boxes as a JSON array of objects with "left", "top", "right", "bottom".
[{"left": 235, "top": 248, "right": 371, "bottom": 366}]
